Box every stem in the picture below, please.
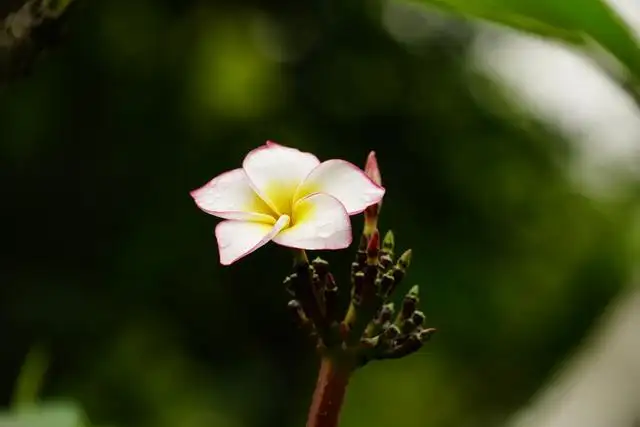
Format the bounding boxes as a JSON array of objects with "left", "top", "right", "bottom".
[{"left": 306, "top": 357, "right": 352, "bottom": 427}]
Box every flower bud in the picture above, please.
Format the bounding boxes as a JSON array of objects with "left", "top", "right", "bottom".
[
  {"left": 283, "top": 274, "right": 296, "bottom": 296},
  {"left": 363, "top": 151, "right": 383, "bottom": 237},
  {"left": 353, "top": 271, "right": 365, "bottom": 304},
  {"left": 365, "top": 151, "right": 382, "bottom": 187},
  {"left": 287, "top": 299, "right": 317, "bottom": 340},
  {"left": 419, "top": 328, "right": 437, "bottom": 342},
  {"left": 401, "top": 286, "right": 419, "bottom": 318},
  {"left": 311, "top": 257, "right": 330, "bottom": 279},
  {"left": 378, "top": 302, "right": 395, "bottom": 324},
  {"left": 388, "top": 249, "right": 412, "bottom": 296},
  {"left": 412, "top": 310, "right": 425, "bottom": 327},
  {"left": 288, "top": 299, "right": 307, "bottom": 320},
  {"left": 394, "top": 285, "right": 419, "bottom": 326},
  {"left": 381, "top": 230, "right": 395, "bottom": 255},
  {"left": 288, "top": 299, "right": 310, "bottom": 329},
  {"left": 397, "top": 249, "right": 412, "bottom": 269}
]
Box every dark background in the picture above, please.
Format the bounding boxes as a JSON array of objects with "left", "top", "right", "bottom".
[{"left": 1, "top": 0, "right": 637, "bottom": 426}]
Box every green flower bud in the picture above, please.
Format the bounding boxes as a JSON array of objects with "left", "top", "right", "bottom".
[
  {"left": 382, "top": 230, "right": 395, "bottom": 254},
  {"left": 412, "top": 311, "right": 426, "bottom": 327},
  {"left": 397, "top": 249, "right": 412, "bottom": 269},
  {"left": 311, "top": 257, "right": 330, "bottom": 278}
]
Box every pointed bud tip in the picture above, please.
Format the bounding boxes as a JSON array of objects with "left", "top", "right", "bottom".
[
  {"left": 311, "top": 257, "right": 330, "bottom": 275},
  {"left": 382, "top": 230, "right": 395, "bottom": 249},
  {"left": 287, "top": 299, "right": 301, "bottom": 309},
  {"left": 365, "top": 151, "right": 382, "bottom": 185},
  {"left": 398, "top": 249, "right": 412, "bottom": 268},
  {"left": 366, "top": 150, "right": 377, "bottom": 162},
  {"left": 408, "top": 284, "right": 420, "bottom": 296}
]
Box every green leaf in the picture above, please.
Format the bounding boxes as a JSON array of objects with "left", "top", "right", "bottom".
[
  {"left": 411, "top": 0, "right": 640, "bottom": 79},
  {"left": 12, "top": 345, "right": 49, "bottom": 409},
  {"left": 0, "top": 402, "right": 86, "bottom": 427}
]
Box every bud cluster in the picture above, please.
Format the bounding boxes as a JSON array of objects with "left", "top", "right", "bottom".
[
  {"left": 283, "top": 227, "right": 435, "bottom": 367},
  {"left": 283, "top": 151, "right": 434, "bottom": 368}
]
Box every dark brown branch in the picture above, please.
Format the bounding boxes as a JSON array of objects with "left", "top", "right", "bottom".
[
  {"left": 306, "top": 357, "right": 352, "bottom": 427},
  {"left": 0, "top": 0, "right": 76, "bottom": 85}
]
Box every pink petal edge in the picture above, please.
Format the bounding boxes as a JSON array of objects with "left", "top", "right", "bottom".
[
  {"left": 189, "top": 168, "right": 275, "bottom": 223},
  {"left": 298, "top": 159, "right": 385, "bottom": 215},
  {"left": 215, "top": 215, "right": 290, "bottom": 265}
]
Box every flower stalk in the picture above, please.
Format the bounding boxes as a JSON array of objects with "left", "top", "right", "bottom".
[
  {"left": 306, "top": 357, "right": 353, "bottom": 427},
  {"left": 192, "top": 143, "right": 435, "bottom": 427},
  {"left": 280, "top": 152, "right": 436, "bottom": 427}
]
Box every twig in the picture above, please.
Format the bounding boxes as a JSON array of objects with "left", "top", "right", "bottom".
[{"left": 0, "top": 0, "right": 76, "bottom": 85}]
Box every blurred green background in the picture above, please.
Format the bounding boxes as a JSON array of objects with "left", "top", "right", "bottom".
[{"left": 1, "top": 0, "right": 639, "bottom": 426}]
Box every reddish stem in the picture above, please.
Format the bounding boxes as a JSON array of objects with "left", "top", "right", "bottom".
[{"left": 306, "top": 357, "right": 352, "bottom": 427}]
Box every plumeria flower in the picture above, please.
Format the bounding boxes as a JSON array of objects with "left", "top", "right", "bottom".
[{"left": 191, "top": 142, "right": 385, "bottom": 265}]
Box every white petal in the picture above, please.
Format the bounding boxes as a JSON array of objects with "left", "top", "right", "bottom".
[
  {"left": 295, "top": 160, "right": 385, "bottom": 214},
  {"left": 191, "top": 168, "right": 276, "bottom": 223},
  {"left": 272, "top": 193, "right": 352, "bottom": 250},
  {"left": 215, "top": 215, "right": 290, "bottom": 265},
  {"left": 242, "top": 143, "right": 320, "bottom": 216}
]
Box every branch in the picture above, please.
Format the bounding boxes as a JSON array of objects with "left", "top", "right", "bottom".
[
  {"left": 306, "top": 357, "right": 352, "bottom": 427},
  {"left": 0, "top": 0, "right": 75, "bottom": 86}
]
